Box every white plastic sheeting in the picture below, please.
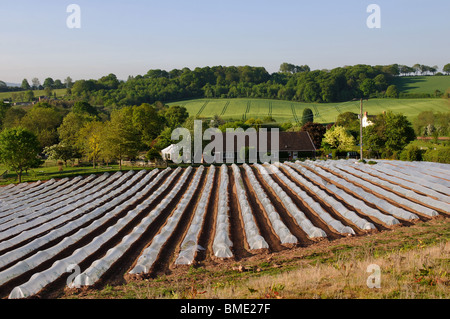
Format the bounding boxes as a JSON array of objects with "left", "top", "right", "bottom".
[
  {"left": 297, "top": 161, "right": 401, "bottom": 226},
  {"left": 212, "top": 165, "right": 234, "bottom": 258},
  {"left": 129, "top": 166, "right": 200, "bottom": 275},
  {"left": 0, "top": 177, "right": 72, "bottom": 214},
  {"left": 231, "top": 164, "right": 269, "bottom": 250},
  {"left": 0, "top": 179, "right": 58, "bottom": 208},
  {"left": 380, "top": 160, "right": 450, "bottom": 187},
  {"left": 256, "top": 163, "right": 330, "bottom": 239},
  {"left": 243, "top": 164, "right": 298, "bottom": 244},
  {"left": 8, "top": 168, "right": 176, "bottom": 298},
  {"left": 176, "top": 165, "right": 216, "bottom": 265},
  {"left": 284, "top": 162, "right": 376, "bottom": 231},
  {"left": 0, "top": 175, "right": 91, "bottom": 229},
  {"left": 342, "top": 163, "right": 450, "bottom": 212},
  {"left": 0, "top": 171, "right": 135, "bottom": 246},
  {"left": 0, "top": 176, "right": 84, "bottom": 216},
  {"left": 357, "top": 162, "right": 450, "bottom": 204},
  {"left": 314, "top": 162, "right": 420, "bottom": 221},
  {"left": 306, "top": 162, "right": 419, "bottom": 222},
  {"left": 266, "top": 163, "right": 354, "bottom": 235},
  {"left": 329, "top": 162, "right": 442, "bottom": 216},
  {"left": 0, "top": 169, "right": 163, "bottom": 287}
]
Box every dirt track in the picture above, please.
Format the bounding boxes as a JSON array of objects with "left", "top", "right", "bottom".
[{"left": 0, "top": 161, "right": 448, "bottom": 299}]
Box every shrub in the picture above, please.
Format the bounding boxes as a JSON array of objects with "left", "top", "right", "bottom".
[
  {"left": 400, "top": 145, "right": 425, "bottom": 161},
  {"left": 423, "top": 146, "right": 450, "bottom": 164}
]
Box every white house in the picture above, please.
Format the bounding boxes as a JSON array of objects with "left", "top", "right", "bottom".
[{"left": 362, "top": 112, "right": 375, "bottom": 128}]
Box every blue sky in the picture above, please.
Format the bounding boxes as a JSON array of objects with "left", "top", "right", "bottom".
[{"left": 1, "top": 0, "right": 449, "bottom": 83}]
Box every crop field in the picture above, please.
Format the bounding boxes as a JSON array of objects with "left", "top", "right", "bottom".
[
  {"left": 168, "top": 98, "right": 449, "bottom": 124},
  {"left": 0, "top": 160, "right": 449, "bottom": 299}
]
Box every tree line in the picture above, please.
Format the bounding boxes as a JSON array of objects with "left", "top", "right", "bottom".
[
  {"left": 68, "top": 63, "right": 449, "bottom": 107},
  {"left": 3, "top": 63, "right": 449, "bottom": 105}
]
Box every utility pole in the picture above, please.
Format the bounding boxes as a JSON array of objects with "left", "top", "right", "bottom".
[{"left": 359, "top": 98, "right": 364, "bottom": 161}]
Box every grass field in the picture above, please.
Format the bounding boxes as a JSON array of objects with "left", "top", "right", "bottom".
[
  {"left": 393, "top": 75, "right": 450, "bottom": 94},
  {"left": 169, "top": 98, "right": 450, "bottom": 124},
  {"left": 0, "top": 162, "right": 147, "bottom": 186},
  {"left": 0, "top": 88, "right": 67, "bottom": 101}
]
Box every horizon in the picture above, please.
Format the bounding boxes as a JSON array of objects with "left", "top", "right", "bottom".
[{"left": 1, "top": 0, "right": 449, "bottom": 83}]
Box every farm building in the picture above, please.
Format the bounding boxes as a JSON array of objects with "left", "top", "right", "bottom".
[{"left": 163, "top": 131, "right": 317, "bottom": 163}]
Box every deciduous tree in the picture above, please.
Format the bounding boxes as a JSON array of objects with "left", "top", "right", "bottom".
[{"left": 0, "top": 127, "right": 42, "bottom": 183}]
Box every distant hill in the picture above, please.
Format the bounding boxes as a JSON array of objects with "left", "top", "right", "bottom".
[
  {"left": 392, "top": 76, "right": 450, "bottom": 94},
  {"left": 5, "top": 82, "right": 20, "bottom": 87}
]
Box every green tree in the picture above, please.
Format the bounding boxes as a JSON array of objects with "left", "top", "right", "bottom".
[
  {"left": 25, "top": 90, "right": 34, "bottom": 102},
  {"left": 132, "top": 103, "right": 165, "bottom": 147},
  {"left": 385, "top": 85, "right": 399, "bottom": 98},
  {"left": 443, "top": 63, "right": 450, "bottom": 75},
  {"left": 20, "top": 105, "right": 63, "bottom": 148},
  {"left": 72, "top": 101, "right": 98, "bottom": 117},
  {"left": 359, "top": 78, "right": 376, "bottom": 97},
  {"left": 21, "top": 79, "right": 31, "bottom": 90},
  {"left": 43, "top": 143, "right": 82, "bottom": 167},
  {"left": 301, "top": 108, "right": 314, "bottom": 126},
  {"left": 0, "top": 127, "right": 42, "bottom": 183},
  {"left": 43, "top": 77, "right": 54, "bottom": 89},
  {"left": 102, "top": 107, "right": 141, "bottom": 170},
  {"left": 363, "top": 111, "right": 415, "bottom": 156},
  {"left": 323, "top": 126, "right": 356, "bottom": 151},
  {"left": 78, "top": 121, "right": 105, "bottom": 168},
  {"left": 164, "top": 105, "right": 189, "bottom": 129},
  {"left": 64, "top": 76, "right": 74, "bottom": 89}
]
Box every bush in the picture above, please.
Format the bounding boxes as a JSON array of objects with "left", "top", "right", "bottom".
[
  {"left": 423, "top": 146, "right": 450, "bottom": 164},
  {"left": 400, "top": 145, "right": 425, "bottom": 161}
]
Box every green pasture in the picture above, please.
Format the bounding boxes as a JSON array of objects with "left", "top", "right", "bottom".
[
  {"left": 169, "top": 98, "right": 449, "bottom": 124},
  {"left": 392, "top": 75, "right": 450, "bottom": 94}
]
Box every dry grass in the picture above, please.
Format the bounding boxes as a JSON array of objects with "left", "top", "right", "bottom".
[
  {"left": 63, "top": 218, "right": 450, "bottom": 300},
  {"left": 203, "top": 241, "right": 449, "bottom": 299}
]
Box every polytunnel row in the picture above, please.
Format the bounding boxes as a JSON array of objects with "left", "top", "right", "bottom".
[
  {"left": 0, "top": 168, "right": 164, "bottom": 289},
  {"left": 316, "top": 161, "right": 444, "bottom": 216},
  {"left": 5, "top": 168, "right": 173, "bottom": 298},
  {"left": 176, "top": 165, "right": 216, "bottom": 265},
  {"left": 0, "top": 176, "right": 81, "bottom": 216},
  {"left": 0, "top": 172, "right": 125, "bottom": 237},
  {"left": 242, "top": 164, "right": 298, "bottom": 244},
  {"left": 0, "top": 171, "right": 134, "bottom": 251},
  {"left": 251, "top": 164, "right": 327, "bottom": 243},
  {"left": 307, "top": 162, "right": 420, "bottom": 221},
  {"left": 129, "top": 166, "right": 199, "bottom": 275},
  {"left": 264, "top": 163, "right": 354, "bottom": 236},
  {"left": 283, "top": 162, "right": 376, "bottom": 231},
  {"left": 348, "top": 161, "right": 450, "bottom": 203},
  {"left": 231, "top": 164, "right": 269, "bottom": 250},
  {"left": 378, "top": 160, "right": 450, "bottom": 186},
  {"left": 332, "top": 162, "right": 450, "bottom": 213},
  {"left": 297, "top": 162, "right": 403, "bottom": 226},
  {"left": 0, "top": 174, "right": 99, "bottom": 225},
  {"left": 0, "top": 160, "right": 447, "bottom": 299},
  {"left": 0, "top": 180, "right": 42, "bottom": 201},
  {"left": 67, "top": 166, "right": 183, "bottom": 288},
  {"left": 212, "top": 165, "right": 233, "bottom": 258}
]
